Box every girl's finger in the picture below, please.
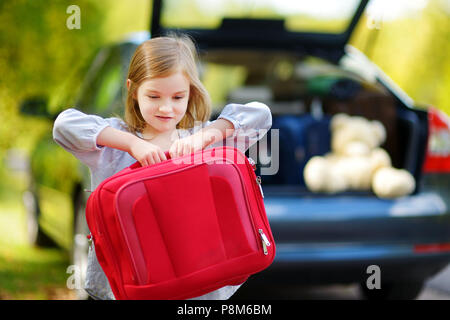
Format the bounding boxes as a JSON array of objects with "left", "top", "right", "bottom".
[
  {"left": 183, "top": 143, "right": 191, "bottom": 156},
  {"left": 207, "top": 135, "right": 215, "bottom": 146},
  {"left": 175, "top": 142, "right": 183, "bottom": 157},
  {"left": 169, "top": 148, "right": 175, "bottom": 159},
  {"left": 146, "top": 153, "right": 155, "bottom": 165},
  {"left": 151, "top": 152, "right": 161, "bottom": 164},
  {"left": 169, "top": 142, "right": 176, "bottom": 158},
  {"left": 179, "top": 143, "right": 185, "bottom": 157},
  {"left": 159, "top": 149, "right": 167, "bottom": 161}
]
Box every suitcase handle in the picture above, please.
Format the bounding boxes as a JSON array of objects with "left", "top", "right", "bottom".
[{"left": 129, "top": 151, "right": 171, "bottom": 170}]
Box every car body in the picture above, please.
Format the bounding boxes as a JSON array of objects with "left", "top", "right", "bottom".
[{"left": 20, "top": 0, "right": 450, "bottom": 299}]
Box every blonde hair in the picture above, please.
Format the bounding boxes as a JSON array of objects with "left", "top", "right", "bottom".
[{"left": 125, "top": 34, "right": 211, "bottom": 134}]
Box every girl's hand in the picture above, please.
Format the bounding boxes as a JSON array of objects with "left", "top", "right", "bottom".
[
  {"left": 129, "top": 138, "right": 167, "bottom": 166},
  {"left": 169, "top": 131, "right": 215, "bottom": 158}
]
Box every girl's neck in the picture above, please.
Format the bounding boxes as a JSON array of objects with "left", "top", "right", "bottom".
[{"left": 140, "top": 127, "right": 179, "bottom": 147}]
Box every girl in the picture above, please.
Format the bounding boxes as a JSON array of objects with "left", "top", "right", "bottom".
[{"left": 53, "top": 35, "right": 272, "bottom": 300}]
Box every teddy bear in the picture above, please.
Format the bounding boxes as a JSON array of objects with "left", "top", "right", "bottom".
[{"left": 303, "top": 113, "right": 416, "bottom": 198}]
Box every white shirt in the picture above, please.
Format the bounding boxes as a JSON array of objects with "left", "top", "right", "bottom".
[{"left": 53, "top": 102, "right": 272, "bottom": 300}]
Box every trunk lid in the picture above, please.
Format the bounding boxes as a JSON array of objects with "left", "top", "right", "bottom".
[{"left": 151, "top": 0, "right": 369, "bottom": 63}]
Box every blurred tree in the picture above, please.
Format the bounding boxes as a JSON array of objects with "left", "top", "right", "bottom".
[
  {"left": 0, "top": 0, "right": 107, "bottom": 155},
  {"left": 350, "top": 0, "right": 450, "bottom": 115},
  {"left": 0, "top": 0, "right": 150, "bottom": 157}
]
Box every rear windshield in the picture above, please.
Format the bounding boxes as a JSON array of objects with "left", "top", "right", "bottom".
[{"left": 160, "top": 0, "right": 361, "bottom": 33}]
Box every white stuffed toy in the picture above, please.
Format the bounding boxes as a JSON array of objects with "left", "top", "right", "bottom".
[{"left": 303, "top": 113, "right": 416, "bottom": 198}]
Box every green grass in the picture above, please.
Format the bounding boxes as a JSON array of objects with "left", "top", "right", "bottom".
[{"left": 0, "top": 170, "right": 76, "bottom": 300}]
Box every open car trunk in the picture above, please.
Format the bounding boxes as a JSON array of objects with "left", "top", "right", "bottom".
[
  {"left": 253, "top": 79, "right": 429, "bottom": 196},
  {"left": 150, "top": 0, "right": 429, "bottom": 199},
  {"left": 210, "top": 47, "right": 443, "bottom": 251}
]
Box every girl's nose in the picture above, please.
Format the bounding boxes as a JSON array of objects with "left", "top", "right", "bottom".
[{"left": 158, "top": 104, "right": 172, "bottom": 113}]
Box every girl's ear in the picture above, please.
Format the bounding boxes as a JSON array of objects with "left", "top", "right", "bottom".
[{"left": 127, "top": 79, "right": 137, "bottom": 99}]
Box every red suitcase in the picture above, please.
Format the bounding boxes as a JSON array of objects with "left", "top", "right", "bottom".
[{"left": 85, "top": 146, "right": 275, "bottom": 300}]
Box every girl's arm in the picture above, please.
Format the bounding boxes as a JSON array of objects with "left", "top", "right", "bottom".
[
  {"left": 97, "top": 126, "right": 167, "bottom": 166},
  {"left": 171, "top": 102, "right": 272, "bottom": 157},
  {"left": 169, "top": 118, "right": 234, "bottom": 158},
  {"left": 53, "top": 108, "right": 166, "bottom": 167},
  {"left": 212, "top": 101, "right": 272, "bottom": 153}
]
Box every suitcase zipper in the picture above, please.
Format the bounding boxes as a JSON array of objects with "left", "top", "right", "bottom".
[
  {"left": 248, "top": 157, "right": 257, "bottom": 171},
  {"left": 246, "top": 157, "right": 264, "bottom": 199},
  {"left": 92, "top": 190, "right": 128, "bottom": 294},
  {"left": 258, "top": 229, "right": 271, "bottom": 255},
  {"left": 87, "top": 234, "right": 93, "bottom": 249},
  {"left": 244, "top": 158, "right": 273, "bottom": 256},
  {"left": 256, "top": 176, "right": 264, "bottom": 198}
]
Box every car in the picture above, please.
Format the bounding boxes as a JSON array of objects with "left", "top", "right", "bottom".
[{"left": 20, "top": 0, "right": 450, "bottom": 300}]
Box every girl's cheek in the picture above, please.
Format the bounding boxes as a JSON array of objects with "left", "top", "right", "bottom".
[
  {"left": 178, "top": 100, "right": 189, "bottom": 113},
  {"left": 141, "top": 102, "right": 157, "bottom": 115}
]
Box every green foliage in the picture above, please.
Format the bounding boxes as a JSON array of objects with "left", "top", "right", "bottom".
[
  {"left": 0, "top": 169, "right": 73, "bottom": 299},
  {"left": 0, "top": 0, "right": 150, "bottom": 155},
  {"left": 0, "top": 0, "right": 107, "bottom": 156},
  {"left": 0, "top": 0, "right": 106, "bottom": 103},
  {"left": 202, "top": 63, "right": 247, "bottom": 109},
  {"left": 0, "top": 198, "right": 73, "bottom": 300},
  {"left": 350, "top": 0, "right": 450, "bottom": 115},
  {"left": 98, "top": 0, "right": 150, "bottom": 43},
  {"left": 30, "top": 133, "right": 80, "bottom": 194},
  {"left": 161, "top": 0, "right": 350, "bottom": 33}
]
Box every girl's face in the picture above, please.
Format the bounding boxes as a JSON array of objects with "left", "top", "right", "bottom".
[{"left": 134, "top": 70, "right": 190, "bottom": 136}]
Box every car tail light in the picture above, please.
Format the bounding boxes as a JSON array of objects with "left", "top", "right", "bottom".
[
  {"left": 422, "top": 107, "right": 450, "bottom": 173},
  {"left": 414, "top": 243, "right": 450, "bottom": 254}
]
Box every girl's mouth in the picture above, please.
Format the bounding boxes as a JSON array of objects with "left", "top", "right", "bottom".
[{"left": 156, "top": 116, "right": 173, "bottom": 122}]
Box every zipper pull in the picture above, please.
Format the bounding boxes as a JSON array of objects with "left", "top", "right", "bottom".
[
  {"left": 259, "top": 229, "right": 271, "bottom": 255},
  {"left": 87, "top": 234, "right": 93, "bottom": 249},
  {"left": 256, "top": 176, "right": 264, "bottom": 198},
  {"left": 248, "top": 157, "right": 257, "bottom": 171}
]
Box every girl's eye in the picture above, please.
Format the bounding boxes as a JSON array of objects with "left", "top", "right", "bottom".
[
  {"left": 148, "top": 96, "right": 159, "bottom": 99},
  {"left": 173, "top": 96, "right": 185, "bottom": 100}
]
